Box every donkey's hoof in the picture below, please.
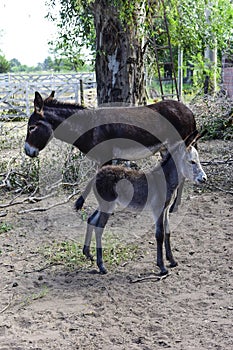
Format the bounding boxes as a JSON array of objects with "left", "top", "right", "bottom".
[
  {"left": 159, "top": 268, "right": 168, "bottom": 276},
  {"left": 99, "top": 265, "right": 108, "bottom": 274},
  {"left": 170, "top": 261, "right": 178, "bottom": 268}
]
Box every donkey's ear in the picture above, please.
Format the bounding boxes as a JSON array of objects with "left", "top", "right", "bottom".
[
  {"left": 44, "top": 90, "right": 55, "bottom": 104},
  {"left": 184, "top": 130, "right": 199, "bottom": 147},
  {"left": 50, "top": 90, "right": 55, "bottom": 98},
  {"left": 34, "top": 91, "right": 44, "bottom": 114}
]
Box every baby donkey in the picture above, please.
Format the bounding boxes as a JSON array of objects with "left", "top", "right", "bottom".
[{"left": 76, "top": 130, "right": 207, "bottom": 275}]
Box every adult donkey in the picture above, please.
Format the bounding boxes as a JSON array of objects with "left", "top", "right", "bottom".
[{"left": 24, "top": 91, "right": 196, "bottom": 208}]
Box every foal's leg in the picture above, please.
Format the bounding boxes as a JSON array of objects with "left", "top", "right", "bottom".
[
  {"left": 94, "top": 211, "right": 111, "bottom": 274},
  {"left": 169, "top": 180, "right": 185, "bottom": 213},
  {"left": 75, "top": 177, "right": 95, "bottom": 210},
  {"left": 155, "top": 212, "right": 168, "bottom": 275},
  {"left": 164, "top": 207, "right": 178, "bottom": 268},
  {"left": 83, "top": 210, "right": 99, "bottom": 261}
]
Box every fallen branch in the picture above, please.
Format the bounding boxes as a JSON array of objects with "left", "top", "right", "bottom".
[
  {"left": 18, "top": 191, "right": 78, "bottom": 214},
  {"left": 0, "top": 177, "right": 83, "bottom": 210},
  {"left": 201, "top": 158, "right": 233, "bottom": 166},
  {"left": 209, "top": 185, "right": 233, "bottom": 195},
  {"left": 0, "top": 188, "right": 54, "bottom": 209},
  {"left": 129, "top": 273, "right": 169, "bottom": 283}
]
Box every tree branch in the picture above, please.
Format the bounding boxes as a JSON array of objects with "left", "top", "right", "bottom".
[{"left": 18, "top": 191, "right": 78, "bottom": 214}]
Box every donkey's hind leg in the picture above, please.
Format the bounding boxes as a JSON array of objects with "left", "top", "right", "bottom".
[
  {"left": 155, "top": 212, "right": 168, "bottom": 276},
  {"left": 164, "top": 207, "right": 178, "bottom": 268}
]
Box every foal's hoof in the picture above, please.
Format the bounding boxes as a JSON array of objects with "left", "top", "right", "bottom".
[
  {"left": 87, "top": 254, "right": 94, "bottom": 262},
  {"left": 83, "top": 246, "right": 94, "bottom": 261}
]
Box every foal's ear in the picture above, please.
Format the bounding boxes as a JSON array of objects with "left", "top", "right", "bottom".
[
  {"left": 195, "top": 128, "right": 208, "bottom": 141},
  {"left": 34, "top": 91, "right": 44, "bottom": 114},
  {"left": 184, "top": 130, "right": 199, "bottom": 147}
]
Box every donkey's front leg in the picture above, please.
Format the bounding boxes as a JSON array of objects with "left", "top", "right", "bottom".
[{"left": 155, "top": 213, "right": 168, "bottom": 275}]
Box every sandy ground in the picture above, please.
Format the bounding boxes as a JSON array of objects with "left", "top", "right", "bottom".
[{"left": 0, "top": 140, "right": 232, "bottom": 350}]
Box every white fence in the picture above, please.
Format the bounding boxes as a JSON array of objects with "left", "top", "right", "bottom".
[{"left": 0, "top": 72, "right": 97, "bottom": 118}]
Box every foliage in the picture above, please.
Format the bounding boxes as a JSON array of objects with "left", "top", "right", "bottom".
[
  {"left": 22, "top": 287, "right": 49, "bottom": 307},
  {"left": 190, "top": 95, "right": 233, "bottom": 140},
  {"left": 0, "top": 55, "right": 10, "bottom": 73},
  {"left": 42, "top": 238, "right": 139, "bottom": 271},
  {"left": 46, "top": 0, "right": 233, "bottom": 93},
  {"left": 146, "top": 0, "right": 233, "bottom": 88},
  {"left": 0, "top": 222, "right": 13, "bottom": 234},
  {"left": 46, "top": 0, "right": 149, "bottom": 55},
  {"left": 203, "top": 116, "right": 233, "bottom": 140},
  {"left": 6, "top": 55, "right": 92, "bottom": 73},
  {"left": 167, "top": 0, "right": 233, "bottom": 53},
  {"left": 46, "top": 0, "right": 95, "bottom": 66}
]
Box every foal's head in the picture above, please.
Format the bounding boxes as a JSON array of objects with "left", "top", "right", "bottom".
[
  {"left": 173, "top": 130, "right": 207, "bottom": 185},
  {"left": 24, "top": 91, "right": 54, "bottom": 157}
]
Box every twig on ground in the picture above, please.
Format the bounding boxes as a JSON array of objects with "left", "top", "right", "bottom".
[
  {"left": 209, "top": 185, "right": 233, "bottom": 195},
  {"left": 129, "top": 273, "right": 169, "bottom": 283},
  {"left": 0, "top": 293, "right": 14, "bottom": 314},
  {"left": 0, "top": 285, "right": 10, "bottom": 293},
  {"left": 24, "top": 262, "right": 64, "bottom": 274}
]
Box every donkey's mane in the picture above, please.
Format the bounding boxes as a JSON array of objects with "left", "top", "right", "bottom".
[{"left": 44, "top": 98, "right": 86, "bottom": 110}]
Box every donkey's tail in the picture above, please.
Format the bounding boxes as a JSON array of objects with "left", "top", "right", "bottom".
[{"left": 75, "top": 177, "right": 95, "bottom": 211}]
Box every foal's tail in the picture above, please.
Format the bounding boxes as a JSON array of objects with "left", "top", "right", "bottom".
[{"left": 75, "top": 177, "right": 95, "bottom": 210}]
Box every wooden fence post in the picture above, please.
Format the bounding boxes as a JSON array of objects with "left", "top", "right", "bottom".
[
  {"left": 25, "top": 82, "right": 30, "bottom": 116},
  {"left": 80, "top": 79, "right": 84, "bottom": 106},
  {"left": 74, "top": 84, "right": 79, "bottom": 103}
]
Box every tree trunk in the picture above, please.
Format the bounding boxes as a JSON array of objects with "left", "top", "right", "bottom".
[{"left": 93, "top": 0, "right": 146, "bottom": 106}]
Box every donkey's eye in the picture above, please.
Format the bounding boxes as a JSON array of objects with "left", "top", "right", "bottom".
[
  {"left": 190, "top": 160, "right": 196, "bottom": 165},
  {"left": 29, "top": 125, "right": 37, "bottom": 133}
]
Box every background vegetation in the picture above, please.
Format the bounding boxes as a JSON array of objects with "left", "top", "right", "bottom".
[{"left": 1, "top": 1, "right": 233, "bottom": 96}]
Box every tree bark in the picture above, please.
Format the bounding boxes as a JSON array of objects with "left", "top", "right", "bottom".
[{"left": 93, "top": 0, "right": 146, "bottom": 106}]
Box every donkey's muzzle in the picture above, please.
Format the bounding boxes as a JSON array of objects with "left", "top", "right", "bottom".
[{"left": 24, "top": 142, "right": 39, "bottom": 158}]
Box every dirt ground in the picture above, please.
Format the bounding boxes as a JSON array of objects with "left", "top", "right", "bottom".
[{"left": 0, "top": 140, "right": 232, "bottom": 350}]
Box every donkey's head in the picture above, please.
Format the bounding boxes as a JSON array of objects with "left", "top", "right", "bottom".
[
  {"left": 24, "top": 91, "right": 55, "bottom": 157},
  {"left": 174, "top": 130, "right": 207, "bottom": 185}
]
